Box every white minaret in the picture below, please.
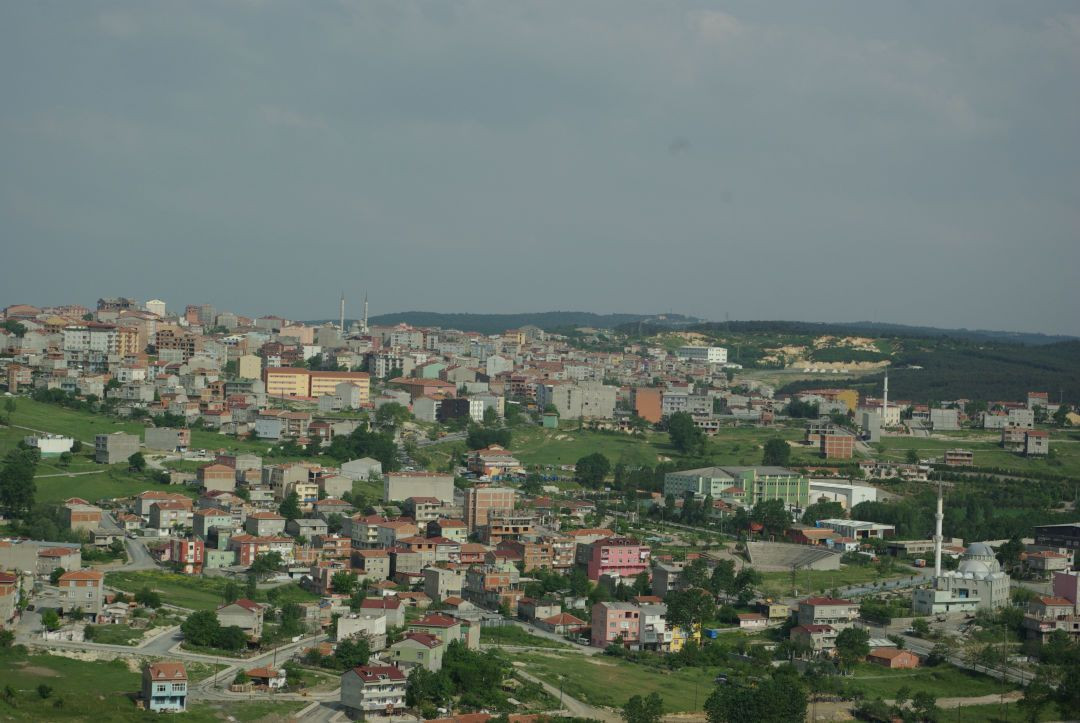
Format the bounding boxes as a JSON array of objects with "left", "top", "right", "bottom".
[
  {"left": 362, "top": 292, "right": 369, "bottom": 333},
  {"left": 933, "top": 482, "right": 944, "bottom": 576},
  {"left": 882, "top": 368, "right": 889, "bottom": 426},
  {"left": 339, "top": 292, "right": 345, "bottom": 331}
]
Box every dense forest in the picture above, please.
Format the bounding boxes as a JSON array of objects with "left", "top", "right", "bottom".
[{"left": 851, "top": 478, "right": 1076, "bottom": 542}]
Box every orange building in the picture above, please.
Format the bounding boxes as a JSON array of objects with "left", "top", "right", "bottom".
[{"left": 632, "top": 387, "right": 662, "bottom": 424}]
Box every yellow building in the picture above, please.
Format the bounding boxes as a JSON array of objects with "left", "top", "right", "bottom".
[
  {"left": 309, "top": 371, "right": 370, "bottom": 403},
  {"left": 264, "top": 367, "right": 310, "bottom": 397},
  {"left": 834, "top": 389, "right": 859, "bottom": 414},
  {"left": 238, "top": 355, "right": 262, "bottom": 380},
  {"left": 669, "top": 623, "right": 701, "bottom": 653}
]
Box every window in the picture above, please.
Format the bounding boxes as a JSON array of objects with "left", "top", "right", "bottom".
[{"left": 156, "top": 685, "right": 166, "bottom": 693}]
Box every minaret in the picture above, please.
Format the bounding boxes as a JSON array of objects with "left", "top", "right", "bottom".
[
  {"left": 339, "top": 292, "right": 345, "bottom": 331},
  {"left": 882, "top": 368, "right": 889, "bottom": 426},
  {"left": 933, "top": 482, "right": 944, "bottom": 576},
  {"left": 362, "top": 292, "right": 369, "bottom": 334}
]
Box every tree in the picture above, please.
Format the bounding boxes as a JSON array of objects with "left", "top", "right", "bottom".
[
  {"left": 135, "top": 586, "right": 162, "bottom": 608},
  {"left": 910, "top": 691, "right": 941, "bottom": 721},
  {"left": 996, "top": 535, "right": 1024, "bottom": 572},
  {"left": 750, "top": 499, "right": 791, "bottom": 538},
  {"left": 181, "top": 610, "right": 221, "bottom": 647},
  {"left": 216, "top": 625, "right": 248, "bottom": 651},
  {"left": 127, "top": 452, "right": 146, "bottom": 472},
  {"left": 374, "top": 402, "right": 411, "bottom": 430},
  {"left": 623, "top": 692, "right": 664, "bottom": 723},
  {"left": 482, "top": 406, "right": 499, "bottom": 426},
  {"left": 334, "top": 636, "right": 371, "bottom": 669},
  {"left": 223, "top": 581, "right": 239, "bottom": 605},
  {"left": 905, "top": 448, "right": 920, "bottom": 464},
  {"left": 1053, "top": 404, "right": 1072, "bottom": 427},
  {"left": 37, "top": 684, "right": 53, "bottom": 699},
  {"left": 49, "top": 567, "right": 65, "bottom": 585},
  {"left": 705, "top": 675, "right": 807, "bottom": 723},
  {"left": 466, "top": 425, "right": 512, "bottom": 451},
  {"left": 910, "top": 617, "right": 931, "bottom": 638},
  {"left": 331, "top": 570, "right": 357, "bottom": 596},
  {"left": 69, "top": 607, "right": 84, "bottom": 622},
  {"left": 251, "top": 551, "right": 284, "bottom": 579},
  {"left": 801, "top": 499, "right": 845, "bottom": 525},
  {"left": 41, "top": 608, "right": 61, "bottom": 631},
  {"left": 0, "top": 448, "right": 38, "bottom": 517},
  {"left": 3, "top": 398, "right": 15, "bottom": 423},
  {"left": 835, "top": 626, "right": 870, "bottom": 671},
  {"left": 245, "top": 573, "right": 258, "bottom": 599},
  {"left": 762, "top": 438, "right": 790, "bottom": 466},
  {"left": 575, "top": 452, "right": 611, "bottom": 487},
  {"left": 667, "top": 412, "right": 705, "bottom": 456},
  {"left": 665, "top": 588, "right": 715, "bottom": 631},
  {"left": 1018, "top": 670, "right": 1055, "bottom": 723},
  {"left": 233, "top": 670, "right": 249, "bottom": 686},
  {"left": 278, "top": 492, "right": 301, "bottom": 521}
]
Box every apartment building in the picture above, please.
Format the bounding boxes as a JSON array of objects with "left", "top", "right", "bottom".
[
  {"left": 58, "top": 569, "right": 105, "bottom": 620},
  {"left": 464, "top": 484, "right": 516, "bottom": 531},
  {"left": 586, "top": 537, "right": 651, "bottom": 581},
  {"left": 340, "top": 666, "right": 406, "bottom": 716},
  {"left": 95, "top": 432, "right": 140, "bottom": 464}
]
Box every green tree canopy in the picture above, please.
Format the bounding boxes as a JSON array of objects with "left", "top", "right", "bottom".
[
  {"left": 762, "top": 438, "right": 790, "bottom": 466},
  {"left": 667, "top": 412, "right": 705, "bottom": 456},
  {"left": 575, "top": 452, "right": 611, "bottom": 487}
]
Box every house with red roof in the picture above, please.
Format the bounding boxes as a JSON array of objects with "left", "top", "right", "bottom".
[{"left": 340, "top": 665, "right": 406, "bottom": 715}]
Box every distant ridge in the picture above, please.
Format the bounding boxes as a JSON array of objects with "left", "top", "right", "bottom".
[
  {"left": 618, "top": 319, "right": 1077, "bottom": 347},
  {"left": 356, "top": 311, "right": 702, "bottom": 334},
  {"left": 302, "top": 311, "right": 1076, "bottom": 346}
]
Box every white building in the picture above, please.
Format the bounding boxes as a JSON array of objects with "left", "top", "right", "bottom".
[
  {"left": 808, "top": 480, "right": 879, "bottom": 510},
  {"left": 675, "top": 346, "right": 728, "bottom": 364},
  {"left": 145, "top": 299, "right": 167, "bottom": 318},
  {"left": 913, "top": 543, "right": 1011, "bottom": 615},
  {"left": 23, "top": 435, "right": 75, "bottom": 457}
]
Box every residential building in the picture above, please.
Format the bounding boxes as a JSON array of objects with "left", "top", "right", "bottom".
[
  {"left": 197, "top": 464, "right": 236, "bottom": 493},
  {"left": 144, "top": 427, "right": 191, "bottom": 452},
  {"left": 58, "top": 569, "right": 104, "bottom": 620},
  {"left": 467, "top": 445, "right": 523, "bottom": 478},
  {"left": 943, "top": 449, "right": 974, "bottom": 467},
  {"left": 390, "top": 633, "right": 444, "bottom": 671},
  {"left": 586, "top": 537, "right": 650, "bottom": 582},
  {"left": 867, "top": 648, "right": 920, "bottom": 669},
  {"left": 142, "top": 662, "right": 188, "bottom": 713},
  {"left": 61, "top": 500, "right": 102, "bottom": 532},
  {"left": 591, "top": 601, "right": 640, "bottom": 647},
  {"left": 0, "top": 572, "right": 20, "bottom": 629},
  {"left": 340, "top": 665, "right": 406, "bottom": 716},
  {"left": 95, "top": 432, "right": 140, "bottom": 464},
  {"left": 789, "top": 624, "right": 838, "bottom": 652},
  {"left": 675, "top": 346, "right": 728, "bottom": 364},
  {"left": 1025, "top": 430, "right": 1050, "bottom": 456},
  {"left": 631, "top": 387, "right": 663, "bottom": 424},
  {"left": 536, "top": 381, "right": 616, "bottom": 419},
  {"left": 170, "top": 538, "right": 204, "bottom": 574},
  {"left": 340, "top": 457, "right": 383, "bottom": 481},
  {"left": 796, "top": 597, "right": 859, "bottom": 630},
  {"left": 245, "top": 512, "right": 286, "bottom": 537},
  {"left": 384, "top": 472, "right": 454, "bottom": 504},
  {"left": 424, "top": 567, "right": 464, "bottom": 602},
  {"left": 464, "top": 484, "right": 516, "bottom": 531},
  {"left": 216, "top": 599, "right": 265, "bottom": 640}
]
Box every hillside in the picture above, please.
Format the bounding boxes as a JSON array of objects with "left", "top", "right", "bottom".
[{"left": 361, "top": 311, "right": 703, "bottom": 334}]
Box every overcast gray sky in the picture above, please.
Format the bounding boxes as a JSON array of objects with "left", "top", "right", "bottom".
[{"left": 2, "top": 1, "right": 1078, "bottom": 334}]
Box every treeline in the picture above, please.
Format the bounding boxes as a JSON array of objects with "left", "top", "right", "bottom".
[
  {"left": 365, "top": 310, "right": 655, "bottom": 333},
  {"left": 851, "top": 478, "right": 1075, "bottom": 541}
]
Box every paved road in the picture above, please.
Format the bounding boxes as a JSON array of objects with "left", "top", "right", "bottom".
[
  {"left": 902, "top": 635, "right": 1032, "bottom": 687},
  {"left": 34, "top": 469, "right": 108, "bottom": 478}
]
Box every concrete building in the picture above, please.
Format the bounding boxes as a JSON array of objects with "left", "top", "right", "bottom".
[
  {"left": 591, "top": 601, "right": 641, "bottom": 647},
  {"left": 675, "top": 346, "right": 728, "bottom": 364},
  {"left": 929, "top": 408, "right": 960, "bottom": 431},
  {"left": 197, "top": 464, "right": 236, "bottom": 493},
  {"left": 384, "top": 472, "right": 454, "bottom": 504},
  {"left": 663, "top": 466, "right": 810, "bottom": 508},
  {"left": 216, "top": 599, "right": 265, "bottom": 640},
  {"left": 796, "top": 597, "right": 859, "bottom": 630},
  {"left": 808, "top": 480, "right": 879, "bottom": 510},
  {"left": 631, "top": 387, "right": 663, "bottom": 424},
  {"left": 536, "top": 381, "right": 616, "bottom": 419},
  {"left": 58, "top": 569, "right": 104, "bottom": 619},
  {"left": 390, "top": 633, "right": 444, "bottom": 671},
  {"left": 913, "top": 543, "right": 1011, "bottom": 615},
  {"left": 424, "top": 567, "right": 464, "bottom": 602},
  {"left": 95, "top": 432, "right": 140, "bottom": 464},
  {"left": 464, "top": 484, "right": 516, "bottom": 531},
  {"left": 586, "top": 537, "right": 650, "bottom": 581},
  {"left": 340, "top": 665, "right": 406, "bottom": 716},
  {"left": 22, "top": 434, "right": 75, "bottom": 457},
  {"left": 144, "top": 427, "right": 191, "bottom": 451},
  {"left": 142, "top": 662, "right": 187, "bottom": 713}
]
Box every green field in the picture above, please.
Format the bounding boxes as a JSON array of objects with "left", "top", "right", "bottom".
[
  {"left": 757, "top": 564, "right": 915, "bottom": 598},
  {"left": 105, "top": 570, "right": 319, "bottom": 611},
  {"left": 507, "top": 650, "right": 716, "bottom": 712},
  {"left": 481, "top": 625, "right": 571, "bottom": 649},
  {"left": 875, "top": 431, "right": 1080, "bottom": 477},
  {"left": 0, "top": 647, "right": 303, "bottom": 721},
  {"left": 846, "top": 662, "right": 1015, "bottom": 699},
  {"left": 83, "top": 624, "right": 144, "bottom": 646}
]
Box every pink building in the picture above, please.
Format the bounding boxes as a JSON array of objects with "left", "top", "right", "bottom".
[
  {"left": 169, "top": 538, "right": 204, "bottom": 574},
  {"left": 591, "top": 601, "right": 640, "bottom": 647},
  {"left": 586, "top": 537, "right": 651, "bottom": 581}
]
